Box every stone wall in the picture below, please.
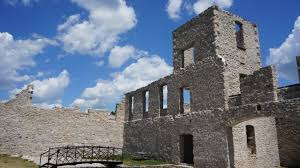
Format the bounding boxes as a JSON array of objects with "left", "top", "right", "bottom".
[
  {"left": 214, "top": 7, "right": 262, "bottom": 97},
  {"left": 125, "top": 59, "right": 225, "bottom": 121},
  {"left": 232, "top": 117, "right": 280, "bottom": 168},
  {"left": 124, "top": 99, "right": 300, "bottom": 168},
  {"left": 240, "top": 66, "right": 278, "bottom": 104},
  {"left": 0, "top": 87, "right": 125, "bottom": 161}
]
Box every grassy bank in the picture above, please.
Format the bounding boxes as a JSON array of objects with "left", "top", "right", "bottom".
[{"left": 0, "top": 154, "right": 38, "bottom": 168}]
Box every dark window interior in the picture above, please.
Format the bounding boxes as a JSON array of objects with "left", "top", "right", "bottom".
[
  {"left": 235, "top": 21, "right": 246, "bottom": 50},
  {"left": 180, "top": 134, "right": 194, "bottom": 164},
  {"left": 246, "top": 125, "right": 256, "bottom": 154}
]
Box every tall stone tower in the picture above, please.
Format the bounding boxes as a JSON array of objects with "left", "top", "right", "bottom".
[{"left": 173, "top": 6, "right": 261, "bottom": 97}]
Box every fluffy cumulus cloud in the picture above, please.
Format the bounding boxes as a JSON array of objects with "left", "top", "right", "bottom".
[
  {"left": 10, "top": 70, "right": 70, "bottom": 108},
  {"left": 108, "top": 45, "right": 149, "bottom": 67},
  {"left": 72, "top": 56, "right": 173, "bottom": 109},
  {"left": 166, "top": 0, "right": 233, "bottom": 20},
  {"left": 57, "top": 0, "right": 137, "bottom": 56},
  {"left": 0, "top": 32, "right": 55, "bottom": 89},
  {"left": 166, "top": 0, "right": 183, "bottom": 20},
  {"left": 267, "top": 16, "right": 300, "bottom": 84}
]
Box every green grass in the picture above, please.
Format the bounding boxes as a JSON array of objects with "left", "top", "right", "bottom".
[
  {"left": 122, "top": 155, "right": 169, "bottom": 166},
  {"left": 0, "top": 154, "right": 167, "bottom": 167},
  {"left": 0, "top": 154, "right": 38, "bottom": 168},
  {"left": 84, "top": 154, "right": 169, "bottom": 166}
]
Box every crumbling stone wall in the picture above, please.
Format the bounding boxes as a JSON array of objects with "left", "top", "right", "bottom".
[
  {"left": 0, "top": 86, "right": 125, "bottom": 161},
  {"left": 125, "top": 60, "right": 225, "bottom": 121},
  {"left": 240, "top": 66, "right": 278, "bottom": 104}
]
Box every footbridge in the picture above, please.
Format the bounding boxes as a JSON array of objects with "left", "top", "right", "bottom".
[{"left": 39, "top": 145, "right": 123, "bottom": 168}]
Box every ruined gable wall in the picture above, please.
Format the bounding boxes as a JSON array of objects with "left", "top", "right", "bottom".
[
  {"left": 5, "top": 85, "right": 33, "bottom": 107},
  {"left": 0, "top": 93, "right": 124, "bottom": 161}
]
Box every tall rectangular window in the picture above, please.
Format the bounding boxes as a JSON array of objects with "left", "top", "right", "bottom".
[
  {"left": 180, "top": 87, "right": 191, "bottom": 114},
  {"left": 160, "top": 85, "right": 168, "bottom": 109},
  {"left": 246, "top": 125, "right": 256, "bottom": 154},
  {"left": 235, "top": 21, "right": 245, "bottom": 50},
  {"left": 129, "top": 96, "right": 134, "bottom": 114},
  {"left": 143, "top": 91, "right": 149, "bottom": 112},
  {"left": 182, "top": 46, "right": 195, "bottom": 68}
]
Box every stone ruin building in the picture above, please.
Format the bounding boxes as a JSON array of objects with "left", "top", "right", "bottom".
[
  {"left": 123, "top": 6, "right": 300, "bottom": 168},
  {"left": 1, "top": 5, "right": 300, "bottom": 168}
]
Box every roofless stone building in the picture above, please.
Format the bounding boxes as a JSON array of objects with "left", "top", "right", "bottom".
[{"left": 123, "top": 6, "right": 300, "bottom": 168}]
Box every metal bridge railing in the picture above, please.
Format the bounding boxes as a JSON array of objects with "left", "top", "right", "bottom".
[{"left": 39, "top": 145, "right": 123, "bottom": 168}]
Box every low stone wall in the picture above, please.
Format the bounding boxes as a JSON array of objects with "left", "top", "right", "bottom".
[{"left": 0, "top": 101, "right": 124, "bottom": 162}]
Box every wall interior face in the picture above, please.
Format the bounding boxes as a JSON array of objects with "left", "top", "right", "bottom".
[
  {"left": 183, "top": 47, "right": 195, "bottom": 68},
  {"left": 232, "top": 117, "right": 280, "bottom": 168}
]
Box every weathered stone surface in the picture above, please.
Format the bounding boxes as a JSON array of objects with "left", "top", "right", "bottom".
[
  {"left": 0, "top": 86, "right": 125, "bottom": 162},
  {"left": 123, "top": 6, "right": 300, "bottom": 168}
]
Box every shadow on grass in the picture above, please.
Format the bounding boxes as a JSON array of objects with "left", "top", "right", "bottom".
[{"left": 0, "top": 154, "right": 38, "bottom": 168}]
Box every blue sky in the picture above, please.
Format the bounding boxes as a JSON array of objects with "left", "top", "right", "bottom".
[{"left": 0, "top": 0, "right": 299, "bottom": 111}]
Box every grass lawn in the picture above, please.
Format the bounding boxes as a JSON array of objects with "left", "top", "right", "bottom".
[
  {"left": 0, "top": 154, "right": 168, "bottom": 167},
  {"left": 0, "top": 154, "right": 38, "bottom": 168},
  {"left": 122, "top": 155, "right": 169, "bottom": 166}
]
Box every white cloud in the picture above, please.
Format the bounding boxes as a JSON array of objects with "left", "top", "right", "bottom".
[
  {"left": 109, "top": 45, "right": 135, "bottom": 67},
  {"left": 94, "top": 60, "right": 104, "bottom": 67},
  {"left": 10, "top": 70, "right": 70, "bottom": 106},
  {"left": 267, "top": 16, "right": 300, "bottom": 84},
  {"left": 57, "top": 0, "right": 137, "bottom": 56},
  {"left": 166, "top": 0, "right": 183, "bottom": 20},
  {"left": 0, "top": 32, "right": 55, "bottom": 89},
  {"left": 166, "top": 0, "right": 233, "bottom": 20},
  {"left": 72, "top": 55, "right": 173, "bottom": 109},
  {"left": 33, "top": 102, "right": 63, "bottom": 109},
  {"left": 6, "top": 0, "right": 38, "bottom": 6},
  {"left": 193, "top": 0, "right": 233, "bottom": 14},
  {"left": 108, "top": 45, "right": 148, "bottom": 67}
]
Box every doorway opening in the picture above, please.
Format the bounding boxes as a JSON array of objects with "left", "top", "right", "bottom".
[{"left": 180, "top": 134, "right": 194, "bottom": 164}]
